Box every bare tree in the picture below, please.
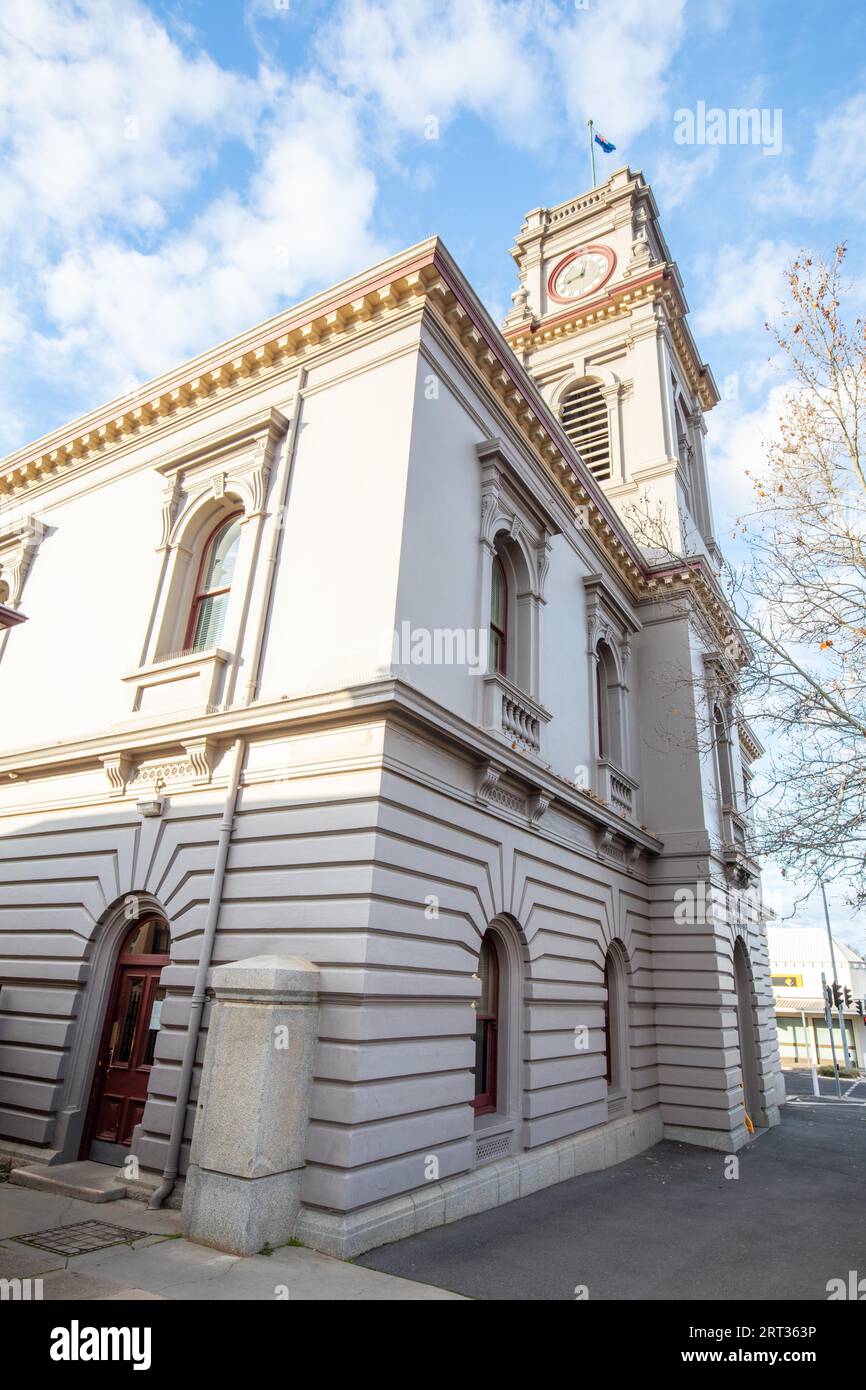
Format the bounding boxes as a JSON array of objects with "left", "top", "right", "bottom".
[{"left": 735, "top": 246, "right": 865, "bottom": 905}]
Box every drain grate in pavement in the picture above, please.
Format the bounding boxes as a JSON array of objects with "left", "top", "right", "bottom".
[{"left": 14, "top": 1221, "right": 148, "bottom": 1257}]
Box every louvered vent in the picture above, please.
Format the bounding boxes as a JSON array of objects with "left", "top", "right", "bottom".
[{"left": 560, "top": 380, "right": 611, "bottom": 480}]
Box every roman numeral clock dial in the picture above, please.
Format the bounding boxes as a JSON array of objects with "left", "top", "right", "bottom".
[{"left": 548, "top": 244, "right": 615, "bottom": 303}]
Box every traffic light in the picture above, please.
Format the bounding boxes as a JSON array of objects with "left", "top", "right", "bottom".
[
  {"left": 824, "top": 983, "right": 834, "bottom": 1010},
  {"left": 832, "top": 981, "right": 843, "bottom": 1009},
  {"left": 844, "top": 987, "right": 853, "bottom": 1009},
  {"left": 859, "top": 999, "right": 866, "bottom": 1025}
]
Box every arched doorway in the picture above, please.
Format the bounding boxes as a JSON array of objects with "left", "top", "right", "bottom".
[
  {"left": 80, "top": 915, "right": 170, "bottom": 1163},
  {"left": 733, "top": 936, "right": 763, "bottom": 1131}
]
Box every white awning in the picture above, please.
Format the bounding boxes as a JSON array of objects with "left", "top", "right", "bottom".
[{"left": 774, "top": 994, "right": 859, "bottom": 1016}]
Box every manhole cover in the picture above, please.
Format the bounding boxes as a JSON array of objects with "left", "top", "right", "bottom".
[{"left": 14, "top": 1221, "right": 148, "bottom": 1256}]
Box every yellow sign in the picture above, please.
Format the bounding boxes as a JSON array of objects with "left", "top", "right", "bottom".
[{"left": 771, "top": 974, "right": 804, "bottom": 988}]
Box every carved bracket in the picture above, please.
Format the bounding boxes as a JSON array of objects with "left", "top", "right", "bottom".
[
  {"left": 101, "top": 752, "right": 133, "bottom": 797},
  {"left": 475, "top": 759, "right": 527, "bottom": 815},
  {"left": 528, "top": 790, "right": 552, "bottom": 825},
  {"left": 183, "top": 736, "right": 220, "bottom": 784},
  {"left": 476, "top": 759, "right": 505, "bottom": 804},
  {"left": 0, "top": 513, "right": 46, "bottom": 607}
]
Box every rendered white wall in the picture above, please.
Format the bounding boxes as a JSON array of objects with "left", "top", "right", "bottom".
[{"left": 259, "top": 350, "right": 418, "bottom": 703}]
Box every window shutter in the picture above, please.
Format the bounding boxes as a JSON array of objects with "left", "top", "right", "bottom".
[{"left": 560, "top": 380, "right": 611, "bottom": 480}]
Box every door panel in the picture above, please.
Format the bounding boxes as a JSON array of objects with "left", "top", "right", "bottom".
[{"left": 83, "top": 920, "right": 169, "bottom": 1160}]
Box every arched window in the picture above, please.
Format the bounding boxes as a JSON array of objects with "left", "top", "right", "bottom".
[
  {"left": 473, "top": 932, "right": 500, "bottom": 1114},
  {"left": 713, "top": 705, "right": 735, "bottom": 808},
  {"left": 675, "top": 399, "right": 691, "bottom": 475},
  {"left": 489, "top": 547, "right": 509, "bottom": 677},
  {"left": 603, "top": 942, "right": 630, "bottom": 1101},
  {"left": 560, "top": 379, "right": 611, "bottom": 480},
  {"left": 595, "top": 641, "right": 622, "bottom": 765},
  {"left": 123, "top": 917, "right": 171, "bottom": 957},
  {"left": 186, "top": 512, "right": 242, "bottom": 652},
  {"left": 596, "top": 657, "right": 607, "bottom": 757}
]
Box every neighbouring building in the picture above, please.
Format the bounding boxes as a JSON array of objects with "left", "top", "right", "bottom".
[
  {"left": 0, "top": 605, "right": 25, "bottom": 631},
  {"left": 0, "top": 167, "right": 783, "bottom": 1258},
  {"left": 768, "top": 926, "right": 866, "bottom": 1071}
]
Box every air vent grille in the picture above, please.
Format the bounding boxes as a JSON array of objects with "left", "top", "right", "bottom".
[{"left": 475, "top": 1132, "right": 512, "bottom": 1165}]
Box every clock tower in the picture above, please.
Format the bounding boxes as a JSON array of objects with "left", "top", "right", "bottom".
[{"left": 504, "top": 166, "right": 722, "bottom": 569}]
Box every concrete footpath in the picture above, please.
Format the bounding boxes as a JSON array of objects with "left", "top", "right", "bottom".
[{"left": 0, "top": 1181, "right": 463, "bottom": 1301}]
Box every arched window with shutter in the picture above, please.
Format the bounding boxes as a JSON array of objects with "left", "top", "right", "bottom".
[
  {"left": 489, "top": 547, "right": 509, "bottom": 677},
  {"left": 560, "top": 379, "right": 611, "bottom": 480}
]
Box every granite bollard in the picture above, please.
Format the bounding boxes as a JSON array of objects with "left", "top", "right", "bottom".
[{"left": 181, "top": 954, "right": 319, "bottom": 1255}]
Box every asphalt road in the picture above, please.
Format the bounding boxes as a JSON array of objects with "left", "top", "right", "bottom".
[
  {"left": 357, "top": 1074, "right": 866, "bottom": 1300},
  {"left": 784, "top": 1066, "right": 866, "bottom": 1100}
]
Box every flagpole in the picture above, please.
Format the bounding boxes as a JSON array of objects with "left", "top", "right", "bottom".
[{"left": 587, "top": 119, "right": 596, "bottom": 188}]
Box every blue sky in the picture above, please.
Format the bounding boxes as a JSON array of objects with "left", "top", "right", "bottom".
[{"left": 1, "top": 0, "right": 864, "bottom": 945}]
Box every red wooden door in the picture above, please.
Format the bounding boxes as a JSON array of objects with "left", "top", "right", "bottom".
[{"left": 83, "top": 918, "right": 169, "bottom": 1163}]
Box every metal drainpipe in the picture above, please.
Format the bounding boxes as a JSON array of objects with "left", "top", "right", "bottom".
[
  {"left": 147, "top": 734, "right": 244, "bottom": 1210},
  {"left": 149, "top": 371, "right": 305, "bottom": 1210}
]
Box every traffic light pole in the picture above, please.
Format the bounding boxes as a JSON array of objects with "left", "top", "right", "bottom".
[
  {"left": 821, "top": 972, "right": 843, "bottom": 1098},
  {"left": 800, "top": 1008, "right": 821, "bottom": 1097},
  {"left": 820, "top": 880, "right": 852, "bottom": 1071}
]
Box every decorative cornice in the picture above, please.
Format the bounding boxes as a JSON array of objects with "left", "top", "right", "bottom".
[
  {"left": 0, "top": 235, "right": 743, "bottom": 665},
  {"left": 639, "top": 562, "right": 751, "bottom": 669},
  {"left": 0, "top": 250, "right": 442, "bottom": 502},
  {"left": 738, "top": 718, "right": 764, "bottom": 762}
]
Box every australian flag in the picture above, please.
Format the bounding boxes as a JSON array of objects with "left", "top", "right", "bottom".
[{"left": 594, "top": 130, "right": 616, "bottom": 154}]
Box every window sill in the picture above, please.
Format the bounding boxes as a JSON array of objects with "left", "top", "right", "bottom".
[{"left": 122, "top": 647, "right": 230, "bottom": 716}]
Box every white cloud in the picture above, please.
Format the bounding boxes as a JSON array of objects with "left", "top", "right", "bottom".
[
  {"left": 317, "top": 0, "right": 686, "bottom": 152},
  {"left": 0, "top": 0, "right": 267, "bottom": 239},
  {"left": 549, "top": 0, "right": 686, "bottom": 146},
  {"left": 0, "top": 1, "right": 385, "bottom": 412},
  {"left": 806, "top": 92, "right": 866, "bottom": 209},
  {"left": 0, "top": 0, "right": 689, "bottom": 443},
  {"left": 705, "top": 378, "right": 790, "bottom": 529},
  {"left": 37, "top": 80, "right": 384, "bottom": 387},
  {"left": 653, "top": 148, "right": 718, "bottom": 211},
  {"left": 317, "top": 0, "right": 545, "bottom": 146},
  {"left": 693, "top": 238, "right": 796, "bottom": 337},
  {"left": 753, "top": 90, "right": 866, "bottom": 221}
]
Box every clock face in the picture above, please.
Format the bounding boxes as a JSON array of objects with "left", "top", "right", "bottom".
[{"left": 548, "top": 245, "right": 615, "bottom": 303}]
